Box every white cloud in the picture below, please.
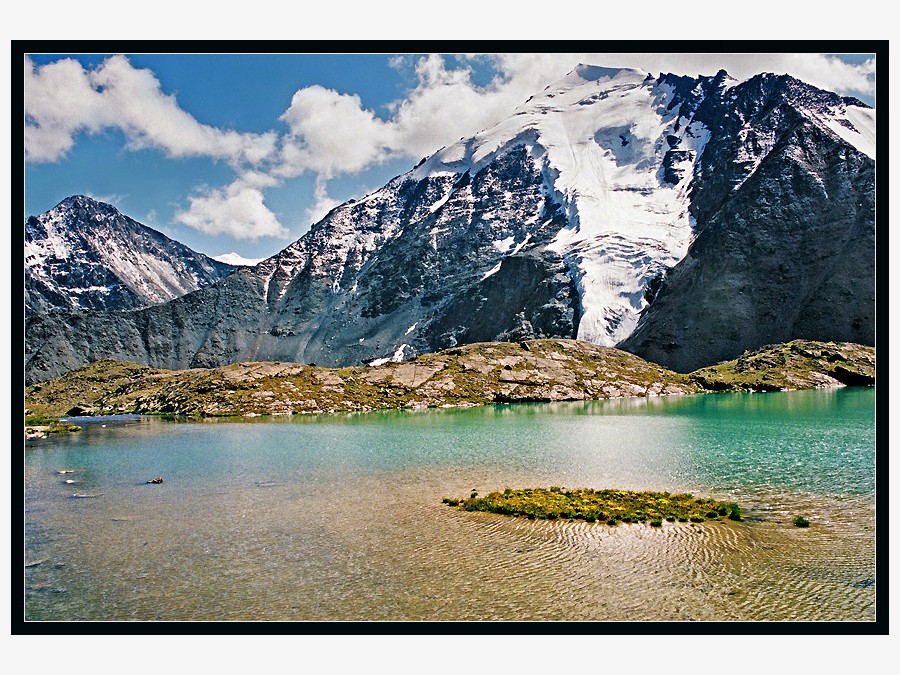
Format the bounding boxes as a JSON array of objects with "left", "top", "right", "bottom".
[
  {"left": 387, "top": 53, "right": 539, "bottom": 158},
  {"left": 24, "top": 55, "right": 277, "bottom": 165},
  {"left": 305, "top": 177, "right": 343, "bottom": 224},
  {"left": 24, "top": 56, "right": 105, "bottom": 162},
  {"left": 175, "top": 175, "right": 288, "bottom": 240},
  {"left": 277, "top": 85, "right": 395, "bottom": 178}
]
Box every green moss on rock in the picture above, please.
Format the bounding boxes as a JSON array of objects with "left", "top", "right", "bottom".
[{"left": 689, "top": 340, "right": 874, "bottom": 392}]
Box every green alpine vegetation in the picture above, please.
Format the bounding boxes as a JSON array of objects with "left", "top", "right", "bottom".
[
  {"left": 24, "top": 338, "right": 874, "bottom": 421},
  {"left": 442, "top": 487, "right": 744, "bottom": 525},
  {"left": 24, "top": 415, "right": 82, "bottom": 437},
  {"left": 689, "top": 340, "right": 874, "bottom": 392}
]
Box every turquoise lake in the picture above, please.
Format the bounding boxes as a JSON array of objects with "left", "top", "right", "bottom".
[{"left": 23, "top": 387, "right": 877, "bottom": 622}]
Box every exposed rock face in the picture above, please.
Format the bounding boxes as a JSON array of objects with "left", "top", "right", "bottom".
[
  {"left": 619, "top": 74, "right": 875, "bottom": 372},
  {"left": 426, "top": 248, "right": 581, "bottom": 349},
  {"left": 25, "top": 195, "right": 236, "bottom": 316},
  {"left": 23, "top": 68, "right": 875, "bottom": 384},
  {"left": 24, "top": 340, "right": 700, "bottom": 417},
  {"left": 247, "top": 146, "right": 576, "bottom": 367},
  {"left": 26, "top": 148, "right": 576, "bottom": 383},
  {"left": 25, "top": 265, "right": 269, "bottom": 383}
]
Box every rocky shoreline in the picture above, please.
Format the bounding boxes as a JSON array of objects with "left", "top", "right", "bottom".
[{"left": 24, "top": 338, "right": 874, "bottom": 421}]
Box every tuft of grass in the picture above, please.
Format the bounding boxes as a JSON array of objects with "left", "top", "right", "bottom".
[
  {"left": 25, "top": 414, "right": 60, "bottom": 426},
  {"left": 709, "top": 502, "right": 744, "bottom": 521},
  {"left": 45, "top": 423, "right": 82, "bottom": 434},
  {"left": 793, "top": 516, "right": 810, "bottom": 528}
]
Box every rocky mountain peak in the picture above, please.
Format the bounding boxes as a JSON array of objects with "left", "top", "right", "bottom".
[{"left": 25, "top": 196, "right": 236, "bottom": 316}]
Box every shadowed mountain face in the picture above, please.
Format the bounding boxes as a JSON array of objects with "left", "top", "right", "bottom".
[
  {"left": 25, "top": 195, "right": 236, "bottom": 316},
  {"left": 24, "top": 68, "right": 875, "bottom": 384},
  {"left": 619, "top": 73, "right": 875, "bottom": 372}
]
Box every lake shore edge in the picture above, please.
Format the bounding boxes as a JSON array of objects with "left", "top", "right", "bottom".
[{"left": 25, "top": 338, "right": 874, "bottom": 421}]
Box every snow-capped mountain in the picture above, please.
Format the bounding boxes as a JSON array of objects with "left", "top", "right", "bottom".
[
  {"left": 25, "top": 196, "right": 236, "bottom": 315},
  {"left": 412, "top": 65, "right": 710, "bottom": 345},
  {"left": 212, "top": 252, "right": 265, "bottom": 267},
  {"left": 25, "top": 66, "right": 875, "bottom": 383}
]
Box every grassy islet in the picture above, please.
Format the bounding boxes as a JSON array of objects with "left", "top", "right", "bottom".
[{"left": 443, "top": 487, "right": 743, "bottom": 525}]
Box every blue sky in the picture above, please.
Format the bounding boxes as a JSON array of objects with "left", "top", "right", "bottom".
[{"left": 23, "top": 51, "right": 877, "bottom": 263}]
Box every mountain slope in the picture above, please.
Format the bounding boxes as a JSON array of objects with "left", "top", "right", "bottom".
[
  {"left": 24, "top": 67, "right": 876, "bottom": 384},
  {"left": 619, "top": 73, "right": 875, "bottom": 371},
  {"left": 25, "top": 195, "right": 236, "bottom": 315}
]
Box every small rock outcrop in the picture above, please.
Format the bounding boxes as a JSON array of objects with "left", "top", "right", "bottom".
[{"left": 687, "top": 340, "right": 875, "bottom": 391}]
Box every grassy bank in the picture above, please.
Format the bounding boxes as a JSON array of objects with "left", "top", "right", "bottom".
[{"left": 24, "top": 415, "right": 82, "bottom": 437}]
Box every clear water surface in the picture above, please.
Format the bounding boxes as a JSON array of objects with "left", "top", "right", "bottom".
[{"left": 23, "top": 387, "right": 876, "bottom": 622}]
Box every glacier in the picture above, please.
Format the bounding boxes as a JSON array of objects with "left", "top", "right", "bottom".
[{"left": 410, "top": 65, "right": 710, "bottom": 345}]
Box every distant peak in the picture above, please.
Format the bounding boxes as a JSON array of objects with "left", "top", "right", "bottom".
[
  {"left": 59, "top": 194, "right": 96, "bottom": 206},
  {"left": 570, "top": 64, "right": 645, "bottom": 83},
  {"left": 54, "top": 194, "right": 116, "bottom": 213},
  {"left": 213, "top": 252, "right": 263, "bottom": 267}
]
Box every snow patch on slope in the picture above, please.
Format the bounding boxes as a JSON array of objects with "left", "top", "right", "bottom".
[
  {"left": 408, "top": 66, "right": 710, "bottom": 346},
  {"left": 24, "top": 212, "right": 73, "bottom": 268},
  {"left": 369, "top": 343, "right": 411, "bottom": 366},
  {"left": 816, "top": 105, "right": 876, "bottom": 159},
  {"left": 492, "top": 236, "right": 516, "bottom": 253}
]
